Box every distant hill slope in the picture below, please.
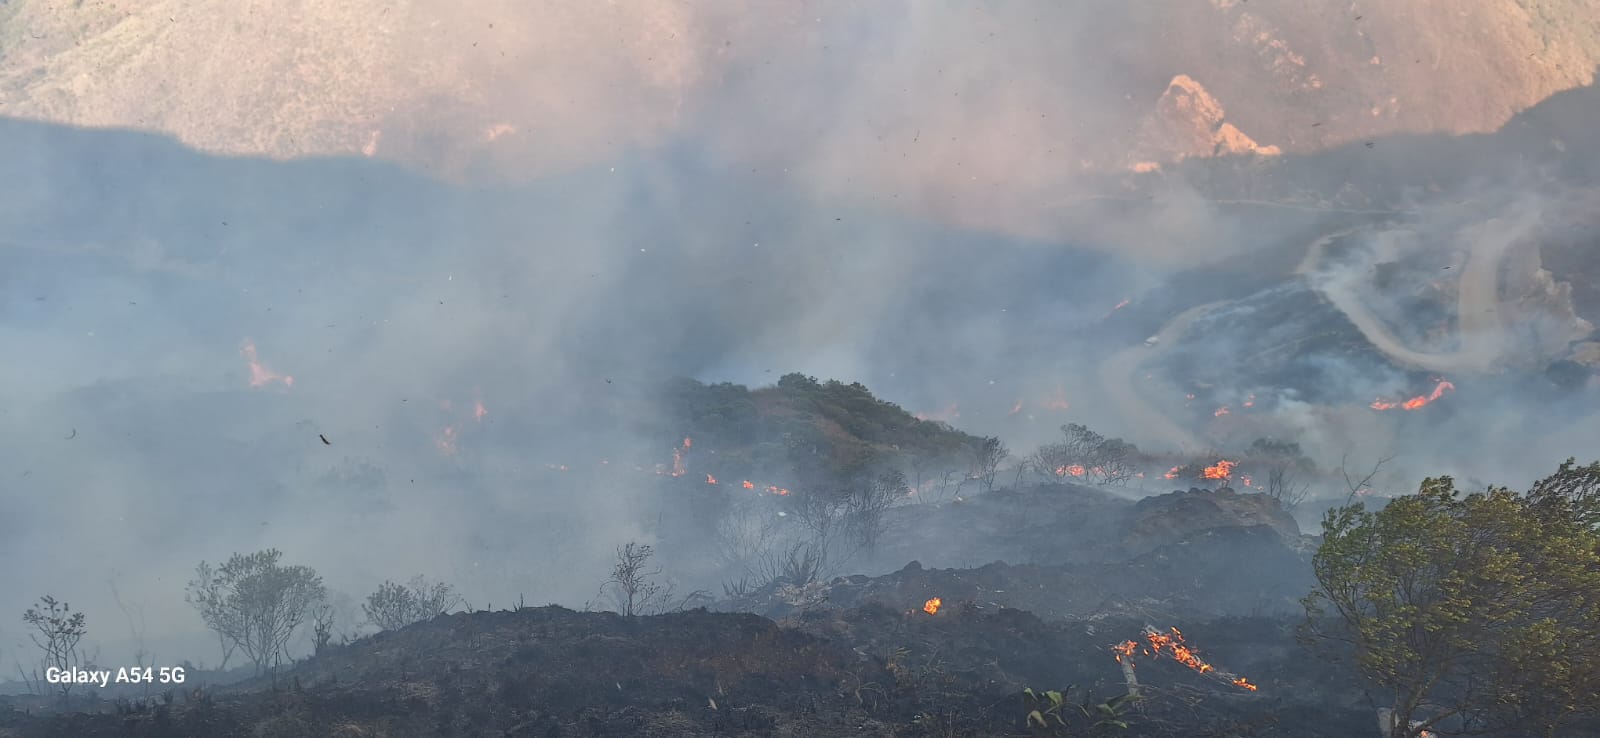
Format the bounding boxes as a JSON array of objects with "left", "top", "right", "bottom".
[
  {"left": 647, "top": 373, "right": 989, "bottom": 486},
  {"left": 2, "top": 0, "right": 1597, "bottom": 241}
]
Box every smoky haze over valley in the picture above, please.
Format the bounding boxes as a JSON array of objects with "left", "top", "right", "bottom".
[{"left": 3, "top": 0, "right": 1600, "bottom": 686}]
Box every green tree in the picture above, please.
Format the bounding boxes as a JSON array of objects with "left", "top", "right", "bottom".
[{"left": 1303, "top": 461, "right": 1600, "bottom": 737}]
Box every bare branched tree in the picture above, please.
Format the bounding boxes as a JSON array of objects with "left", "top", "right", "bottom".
[
  {"left": 971, "top": 436, "right": 1008, "bottom": 493},
  {"left": 185, "top": 549, "right": 326, "bottom": 676},
  {"left": 1246, "top": 438, "right": 1315, "bottom": 511},
  {"left": 362, "top": 576, "right": 463, "bottom": 632},
  {"left": 603, "top": 542, "right": 668, "bottom": 617},
  {"left": 1340, "top": 451, "right": 1396, "bottom": 506},
  {"left": 1032, "top": 424, "right": 1138, "bottom": 486},
  {"left": 21, "top": 596, "right": 87, "bottom": 701}
]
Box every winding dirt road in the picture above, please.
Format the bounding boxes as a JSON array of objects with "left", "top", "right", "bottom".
[
  {"left": 1295, "top": 215, "right": 1527, "bottom": 374},
  {"left": 1098, "top": 213, "right": 1523, "bottom": 451},
  {"left": 1096, "top": 301, "right": 1225, "bottom": 452}
]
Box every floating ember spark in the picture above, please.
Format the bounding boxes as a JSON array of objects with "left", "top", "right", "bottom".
[
  {"left": 706, "top": 474, "right": 717, "bottom": 485},
  {"left": 923, "top": 597, "right": 942, "bottom": 615},
  {"left": 1114, "top": 626, "right": 1257, "bottom": 692},
  {"left": 435, "top": 424, "right": 460, "bottom": 456},
  {"left": 1371, "top": 379, "right": 1455, "bottom": 411},
  {"left": 743, "top": 480, "right": 755, "bottom": 489},
  {"left": 1214, "top": 406, "right": 1231, "bottom": 417},
  {"left": 240, "top": 340, "right": 293, "bottom": 389},
  {"left": 1202, "top": 460, "right": 1236, "bottom": 480}
]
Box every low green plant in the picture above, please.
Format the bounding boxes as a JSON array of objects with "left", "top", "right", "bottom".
[{"left": 1023, "top": 686, "right": 1136, "bottom": 736}]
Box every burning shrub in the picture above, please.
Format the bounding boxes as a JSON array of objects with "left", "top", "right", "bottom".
[
  {"left": 362, "top": 576, "right": 464, "bottom": 632},
  {"left": 1030, "top": 424, "right": 1139, "bottom": 487}
]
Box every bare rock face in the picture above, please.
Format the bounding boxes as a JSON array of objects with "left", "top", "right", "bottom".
[{"left": 1130, "top": 75, "right": 1282, "bottom": 169}]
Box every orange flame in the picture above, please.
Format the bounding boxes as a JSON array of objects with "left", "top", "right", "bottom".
[
  {"left": 1043, "top": 387, "right": 1070, "bottom": 412},
  {"left": 923, "top": 597, "right": 942, "bottom": 615},
  {"left": 1118, "top": 626, "right": 1256, "bottom": 691},
  {"left": 474, "top": 399, "right": 488, "bottom": 421},
  {"left": 1056, "top": 464, "right": 1086, "bottom": 477},
  {"left": 706, "top": 474, "right": 717, "bottom": 485},
  {"left": 1372, "top": 379, "right": 1455, "bottom": 411},
  {"left": 1243, "top": 394, "right": 1256, "bottom": 408},
  {"left": 743, "top": 480, "right": 755, "bottom": 489},
  {"left": 1202, "top": 460, "right": 1236, "bottom": 480},
  {"left": 1164, "top": 466, "right": 1181, "bottom": 480},
  {"left": 1009, "top": 399, "right": 1024, "bottom": 415},
  {"left": 1214, "top": 406, "right": 1231, "bottom": 417},
  {"left": 240, "top": 340, "right": 293, "bottom": 389}
]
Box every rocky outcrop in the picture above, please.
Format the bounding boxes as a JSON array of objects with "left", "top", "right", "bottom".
[{"left": 1130, "top": 75, "right": 1281, "bottom": 169}]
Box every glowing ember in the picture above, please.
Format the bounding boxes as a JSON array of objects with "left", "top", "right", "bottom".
[
  {"left": 1164, "top": 466, "right": 1181, "bottom": 480},
  {"left": 474, "top": 399, "right": 488, "bottom": 421},
  {"left": 1056, "top": 464, "right": 1087, "bottom": 477},
  {"left": 1214, "top": 406, "right": 1231, "bottom": 417},
  {"left": 240, "top": 340, "right": 293, "bottom": 389},
  {"left": 1009, "top": 399, "right": 1024, "bottom": 415},
  {"left": 1243, "top": 394, "right": 1256, "bottom": 408},
  {"left": 766, "top": 485, "right": 791, "bottom": 496},
  {"left": 923, "top": 597, "right": 942, "bottom": 615},
  {"left": 1371, "top": 379, "right": 1455, "bottom": 411},
  {"left": 706, "top": 474, "right": 717, "bottom": 485},
  {"left": 743, "top": 480, "right": 755, "bottom": 489},
  {"left": 1202, "top": 460, "right": 1236, "bottom": 480}
]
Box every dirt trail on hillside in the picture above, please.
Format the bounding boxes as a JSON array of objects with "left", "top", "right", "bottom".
[
  {"left": 1297, "top": 216, "right": 1524, "bottom": 374},
  {"left": 1097, "top": 302, "right": 1224, "bottom": 452}
]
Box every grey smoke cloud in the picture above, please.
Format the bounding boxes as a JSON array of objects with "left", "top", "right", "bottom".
[{"left": 2, "top": 5, "right": 1599, "bottom": 674}]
